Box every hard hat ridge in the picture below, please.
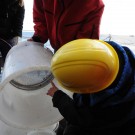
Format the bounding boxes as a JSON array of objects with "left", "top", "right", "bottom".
[{"left": 51, "top": 39, "right": 119, "bottom": 93}]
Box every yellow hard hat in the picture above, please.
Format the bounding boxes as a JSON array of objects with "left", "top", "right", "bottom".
[{"left": 51, "top": 39, "right": 119, "bottom": 93}]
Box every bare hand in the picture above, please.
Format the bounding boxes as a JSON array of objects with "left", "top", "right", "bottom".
[
  {"left": 47, "top": 81, "right": 58, "bottom": 97},
  {"left": 27, "top": 38, "right": 33, "bottom": 41}
]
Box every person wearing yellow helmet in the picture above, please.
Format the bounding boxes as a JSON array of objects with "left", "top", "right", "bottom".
[{"left": 47, "top": 39, "right": 135, "bottom": 135}]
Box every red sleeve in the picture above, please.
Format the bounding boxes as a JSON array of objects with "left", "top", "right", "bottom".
[
  {"left": 33, "top": 0, "right": 48, "bottom": 43},
  {"left": 76, "top": 0, "right": 104, "bottom": 39}
]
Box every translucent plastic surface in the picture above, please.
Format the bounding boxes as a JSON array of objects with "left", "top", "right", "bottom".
[
  {"left": 0, "top": 119, "right": 27, "bottom": 135},
  {"left": 0, "top": 41, "right": 72, "bottom": 129},
  {"left": 27, "top": 130, "right": 56, "bottom": 135}
]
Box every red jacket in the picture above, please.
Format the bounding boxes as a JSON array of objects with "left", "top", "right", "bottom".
[{"left": 33, "top": 0, "right": 104, "bottom": 50}]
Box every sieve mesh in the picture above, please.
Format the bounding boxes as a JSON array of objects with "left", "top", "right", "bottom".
[{"left": 10, "top": 70, "right": 54, "bottom": 91}]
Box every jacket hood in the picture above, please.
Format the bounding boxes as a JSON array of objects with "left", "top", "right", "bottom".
[{"left": 73, "top": 41, "right": 135, "bottom": 107}]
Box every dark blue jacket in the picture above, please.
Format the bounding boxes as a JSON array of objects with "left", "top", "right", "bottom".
[{"left": 52, "top": 41, "right": 135, "bottom": 135}]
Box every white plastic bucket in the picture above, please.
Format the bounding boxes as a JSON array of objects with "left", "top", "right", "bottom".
[{"left": 0, "top": 41, "right": 72, "bottom": 130}]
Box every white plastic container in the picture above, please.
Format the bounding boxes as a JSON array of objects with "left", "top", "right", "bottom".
[{"left": 0, "top": 41, "right": 72, "bottom": 130}]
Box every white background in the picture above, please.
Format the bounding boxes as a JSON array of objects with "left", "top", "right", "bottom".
[{"left": 23, "top": 0, "right": 135, "bottom": 36}]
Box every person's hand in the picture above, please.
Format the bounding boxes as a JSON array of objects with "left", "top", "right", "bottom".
[
  {"left": 47, "top": 81, "right": 58, "bottom": 97},
  {"left": 27, "top": 36, "right": 41, "bottom": 42},
  {"left": 13, "top": 36, "right": 19, "bottom": 45},
  {"left": 27, "top": 38, "right": 33, "bottom": 41}
]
